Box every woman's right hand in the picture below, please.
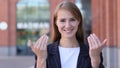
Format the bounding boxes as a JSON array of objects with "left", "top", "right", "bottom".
[{"left": 28, "top": 35, "right": 49, "bottom": 59}]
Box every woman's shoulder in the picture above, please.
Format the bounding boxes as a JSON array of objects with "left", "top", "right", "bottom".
[
  {"left": 79, "top": 41, "right": 89, "bottom": 51},
  {"left": 47, "top": 41, "right": 59, "bottom": 54},
  {"left": 47, "top": 41, "right": 59, "bottom": 48}
]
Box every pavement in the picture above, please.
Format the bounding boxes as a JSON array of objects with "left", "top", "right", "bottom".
[
  {"left": 0, "top": 56, "right": 35, "bottom": 68},
  {"left": 0, "top": 47, "right": 120, "bottom": 68},
  {"left": 103, "top": 47, "right": 120, "bottom": 68}
]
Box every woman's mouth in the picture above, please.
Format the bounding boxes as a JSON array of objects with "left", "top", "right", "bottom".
[{"left": 64, "top": 29, "right": 73, "bottom": 33}]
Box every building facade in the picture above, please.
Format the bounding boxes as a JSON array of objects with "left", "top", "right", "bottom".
[{"left": 0, "top": 0, "right": 120, "bottom": 67}]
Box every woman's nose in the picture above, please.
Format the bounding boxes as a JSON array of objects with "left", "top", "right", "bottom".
[{"left": 65, "top": 21, "right": 72, "bottom": 28}]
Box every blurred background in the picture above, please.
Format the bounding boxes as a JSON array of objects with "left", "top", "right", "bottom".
[{"left": 0, "top": 0, "right": 120, "bottom": 68}]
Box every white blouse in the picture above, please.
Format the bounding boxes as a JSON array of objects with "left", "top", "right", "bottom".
[{"left": 59, "top": 46, "right": 80, "bottom": 68}]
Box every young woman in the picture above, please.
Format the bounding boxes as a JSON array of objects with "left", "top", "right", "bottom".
[{"left": 28, "top": 1, "right": 107, "bottom": 68}]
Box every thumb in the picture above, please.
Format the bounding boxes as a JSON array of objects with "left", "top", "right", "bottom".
[
  {"left": 27, "top": 40, "right": 34, "bottom": 48},
  {"left": 101, "top": 39, "right": 107, "bottom": 48}
]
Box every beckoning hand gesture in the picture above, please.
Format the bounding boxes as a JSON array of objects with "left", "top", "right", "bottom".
[
  {"left": 28, "top": 35, "right": 49, "bottom": 59},
  {"left": 87, "top": 33, "right": 107, "bottom": 67}
]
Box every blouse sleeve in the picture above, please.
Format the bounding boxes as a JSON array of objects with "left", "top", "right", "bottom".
[
  {"left": 99, "top": 52, "right": 105, "bottom": 68},
  {"left": 34, "top": 55, "right": 37, "bottom": 68}
]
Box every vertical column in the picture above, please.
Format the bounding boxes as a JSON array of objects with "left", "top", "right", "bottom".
[
  {"left": 0, "top": 0, "right": 9, "bottom": 46},
  {"left": 91, "top": 0, "right": 100, "bottom": 37},
  {"left": 7, "top": 0, "right": 18, "bottom": 56},
  {"left": 117, "top": 0, "right": 120, "bottom": 46},
  {"left": 105, "top": 0, "right": 110, "bottom": 67},
  {"left": 117, "top": 0, "right": 120, "bottom": 68},
  {"left": 0, "top": 0, "right": 18, "bottom": 56},
  {"left": 108, "top": 0, "right": 117, "bottom": 47},
  {"left": 108, "top": 0, "right": 118, "bottom": 67},
  {"left": 91, "top": 0, "right": 106, "bottom": 41},
  {"left": 0, "top": 0, "right": 9, "bottom": 56},
  {"left": 99, "top": 0, "right": 106, "bottom": 41},
  {"left": 9, "top": 0, "right": 17, "bottom": 47}
]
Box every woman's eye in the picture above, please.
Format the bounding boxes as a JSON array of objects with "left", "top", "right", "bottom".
[
  {"left": 60, "top": 19, "right": 65, "bottom": 22},
  {"left": 70, "top": 18, "right": 75, "bottom": 21}
]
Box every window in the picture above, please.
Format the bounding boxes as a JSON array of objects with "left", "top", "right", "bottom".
[{"left": 16, "top": 0, "right": 50, "bottom": 55}]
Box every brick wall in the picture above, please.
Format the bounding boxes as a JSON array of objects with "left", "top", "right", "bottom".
[
  {"left": 0, "top": 0, "right": 17, "bottom": 46},
  {"left": 0, "top": 0, "right": 9, "bottom": 46},
  {"left": 91, "top": 0, "right": 120, "bottom": 46}
]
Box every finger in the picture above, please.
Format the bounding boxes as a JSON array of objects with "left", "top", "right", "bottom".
[
  {"left": 40, "top": 35, "right": 47, "bottom": 50},
  {"left": 36, "top": 35, "right": 45, "bottom": 49},
  {"left": 101, "top": 39, "right": 107, "bottom": 48},
  {"left": 34, "top": 35, "right": 44, "bottom": 49},
  {"left": 34, "top": 38, "right": 41, "bottom": 48},
  {"left": 90, "top": 34, "right": 97, "bottom": 47},
  {"left": 93, "top": 33, "right": 101, "bottom": 46},
  {"left": 87, "top": 36, "right": 92, "bottom": 49},
  {"left": 90, "top": 34, "right": 98, "bottom": 49},
  {"left": 42, "top": 35, "right": 49, "bottom": 50},
  {"left": 27, "top": 40, "right": 32, "bottom": 47},
  {"left": 27, "top": 40, "right": 34, "bottom": 49}
]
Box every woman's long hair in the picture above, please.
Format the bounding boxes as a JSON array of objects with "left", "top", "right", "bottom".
[{"left": 51, "top": 1, "right": 85, "bottom": 43}]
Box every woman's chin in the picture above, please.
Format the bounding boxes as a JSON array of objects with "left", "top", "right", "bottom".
[{"left": 62, "top": 34, "right": 75, "bottom": 39}]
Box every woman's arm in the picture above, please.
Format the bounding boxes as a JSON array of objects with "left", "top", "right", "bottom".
[
  {"left": 36, "top": 57, "right": 46, "bottom": 68},
  {"left": 90, "top": 53, "right": 104, "bottom": 68},
  {"left": 34, "top": 56, "right": 46, "bottom": 68}
]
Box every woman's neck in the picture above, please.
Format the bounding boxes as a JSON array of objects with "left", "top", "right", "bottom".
[{"left": 60, "top": 37, "right": 79, "bottom": 48}]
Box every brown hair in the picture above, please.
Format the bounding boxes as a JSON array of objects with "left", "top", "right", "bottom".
[{"left": 51, "top": 1, "right": 85, "bottom": 43}]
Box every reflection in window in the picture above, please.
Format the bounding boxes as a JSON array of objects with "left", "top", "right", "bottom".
[{"left": 16, "top": 0, "right": 50, "bottom": 55}]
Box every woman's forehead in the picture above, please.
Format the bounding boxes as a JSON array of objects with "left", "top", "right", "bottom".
[{"left": 57, "top": 9, "right": 75, "bottom": 18}]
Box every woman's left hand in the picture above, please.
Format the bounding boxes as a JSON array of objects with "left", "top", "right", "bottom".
[{"left": 87, "top": 33, "right": 107, "bottom": 67}]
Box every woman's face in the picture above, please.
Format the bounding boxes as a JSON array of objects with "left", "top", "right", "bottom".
[{"left": 56, "top": 9, "right": 79, "bottom": 39}]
